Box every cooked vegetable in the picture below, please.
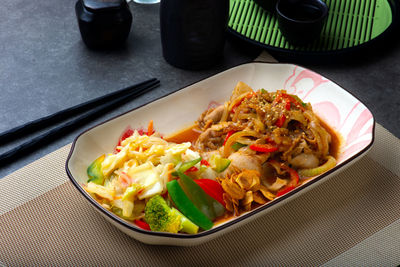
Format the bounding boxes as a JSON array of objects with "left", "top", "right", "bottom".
[
  {"left": 144, "top": 195, "right": 199, "bottom": 234},
  {"left": 298, "top": 156, "right": 337, "bottom": 177},
  {"left": 209, "top": 154, "right": 231, "bottom": 173},
  {"left": 134, "top": 219, "right": 151, "bottom": 231},
  {"left": 178, "top": 157, "right": 202, "bottom": 173},
  {"left": 178, "top": 172, "right": 225, "bottom": 220},
  {"left": 115, "top": 127, "right": 134, "bottom": 153},
  {"left": 85, "top": 81, "right": 339, "bottom": 234},
  {"left": 231, "top": 142, "right": 246, "bottom": 151},
  {"left": 194, "top": 179, "right": 225, "bottom": 206},
  {"left": 167, "top": 180, "right": 213, "bottom": 230},
  {"left": 249, "top": 144, "right": 278, "bottom": 153},
  {"left": 87, "top": 155, "right": 105, "bottom": 185}
]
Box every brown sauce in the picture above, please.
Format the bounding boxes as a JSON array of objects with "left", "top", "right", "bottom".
[
  {"left": 164, "top": 124, "right": 201, "bottom": 144},
  {"left": 317, "top": 116, "right": 342, "bottom": 159}
]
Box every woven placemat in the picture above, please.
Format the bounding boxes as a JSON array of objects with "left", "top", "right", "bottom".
[{"left": 1, "top": 54, "right": 399, "bottom": 265}]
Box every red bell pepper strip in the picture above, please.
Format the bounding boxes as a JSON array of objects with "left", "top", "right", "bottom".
[
  {"left": 286, "top": 94, "right": 305, "bottom": 111},
  {"left": 285, "top": 101, "right": 291, "bottom": 111},
  {"left": 230, "top": 92, "right": 255, "bottom": 113},
  {"left": 194, "top": 179, "right": 225, "bottom": 206},
  {"left": 282, "top": 165, "right": 300, "bottom": 187},
  {"left": 115, "top": 127, "right": 134, "bottom": 153},
  {"left": 184, "top": 166, "right": 198, "bottom": 174},
  {"left": 268, "top": 160, "right": 300, "bottom": 196},
  {"left": 200, "top": 159, "right": 210, "bottom": 166},
  {"left": 276, "top": 186, "right": 296, "bottom": 197},
  {"left": 249, "top": 143, "right": 278, "bottom": 153},
  {"left": 177, "top": 172, "right": 225, "bottom": 220},
  {"left": 269, "top": 160, "right": 300, "bottom": 187},
  {"left": 134, "top": 219, "right": 151, "bottom": 231},
  {"left": 223, "top": 130, "right": 236, "bottom": 145},
  {"left": 273, "top": 92, "right": 305, "bottom": 112},
  {"left": 275, "top": 114, "right": 286, "bottom": 127}
]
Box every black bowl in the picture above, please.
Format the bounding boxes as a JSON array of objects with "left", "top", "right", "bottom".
[{"left": 276, "top": 0, "right": 328, "bottom": 46}]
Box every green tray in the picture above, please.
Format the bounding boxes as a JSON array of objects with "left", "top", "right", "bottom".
[{"left": 228, "top": 0, "right": 398, "bottom": 54}]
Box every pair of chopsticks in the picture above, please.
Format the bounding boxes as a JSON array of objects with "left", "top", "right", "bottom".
[{"left": 0, "top": 78, "right": 160, "bottom": 167}]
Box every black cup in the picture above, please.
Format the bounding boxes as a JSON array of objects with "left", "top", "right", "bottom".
[
  {"left": 75, "top": 0, "right": 132, "bottom": 49},
  {"left": 160, "top": 0, "right": 229, "bottom": 70},
  {"left": 276, "top": 0, "right": 328, "bottom": 46}
]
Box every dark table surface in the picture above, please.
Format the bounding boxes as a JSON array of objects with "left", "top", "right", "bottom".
[{"left": 1, "top": 0, "right": 399, "bottom": 179}]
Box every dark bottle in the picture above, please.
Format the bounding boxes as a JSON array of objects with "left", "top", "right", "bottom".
[
  {"left": 75, "top": 0, "right": 132, "bottom": 49},
  {"left": 160, "top": 0, "right": 229, "bottom": 70}
]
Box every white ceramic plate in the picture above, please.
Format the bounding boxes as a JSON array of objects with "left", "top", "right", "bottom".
[{"left": 66, "top": 62, "right": 375, "bottom": 246}]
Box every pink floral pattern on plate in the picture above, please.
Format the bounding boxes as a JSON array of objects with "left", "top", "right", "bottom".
[{"left": 281, "top": 66, "right": 374, "bottom": 163}]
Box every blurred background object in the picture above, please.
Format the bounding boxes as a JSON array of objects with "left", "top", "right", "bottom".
[
  {"left": 160, "top": 0, "right": 229, "bottom": 70},
  {"left": 75, "top": 0, "right": 132, "bottom": 49}
]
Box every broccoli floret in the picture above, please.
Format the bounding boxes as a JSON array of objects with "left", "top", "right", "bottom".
[
  {"left": 144, "top": 195, "right": 199, "bottom": 234},
  {"left": 144, "top": 195, "right": 182, "bottom": 233}
]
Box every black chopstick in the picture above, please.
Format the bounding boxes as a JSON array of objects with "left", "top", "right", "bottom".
[
  {"left": 0, "top": 78, "right": 158, "bottom": 144},
  {"left": 0, "top": 79, "right": 160, "bottom": 166}
]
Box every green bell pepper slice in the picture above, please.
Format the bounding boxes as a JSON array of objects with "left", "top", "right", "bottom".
[
  {"left": 87, "top": 154, "right": 105, "bottom": 185},
  {"left": 167, "top": 180, "right": 213, "bottom": 230},
  {"left": 177, "top": 172, "right": 225, "bottom": 219},
  {"left": 231, "top": 142, "right": 247, "bottom": 151},
  {"left": 178, "top": 157, "right": 202, "bottom": 173}
]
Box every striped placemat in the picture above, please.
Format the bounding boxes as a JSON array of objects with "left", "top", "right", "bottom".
[
  {"left": 1, "top": 53, "right": 400, "bottom": 265},
  {"left": 229, "top": 0, "right": 393, "bottom": 52}
]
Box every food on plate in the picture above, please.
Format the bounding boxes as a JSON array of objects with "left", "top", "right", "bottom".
[{"left": 84, "top": 82, "right": 339, "bottom": 234}]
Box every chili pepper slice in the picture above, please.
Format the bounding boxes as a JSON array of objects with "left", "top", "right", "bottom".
[
  {"left": 184, "top": 166, "right": 198, "bottom": 174},
  {"left": 281, "top": 165, "right": 300, "bottom": 187},
  {"left": 276, "top": 186, "right": 296, "bottom": 197},
  {"left": 286, "top": 94, "right": 305, "bottom": 111},
  {"left": 115, "top": 127, "right": 134, "bottom": 153},
  {"left": 178, "top": 157, "right": 202, "bottom": 173},
  {"left": 285, "top": 101, "right": 291, "bottom": 111},
  {"left": 249, "top": 143, "right": 278, "bottom": 153},
  {"left": 200, "top": 159, "right": 210, "bottom": 166},
  {"left": 289, "top": 94, "right": 307, "bottom": 108},
  {"left": 273, "top": 92, "right": 305, "bottom": 111},
  {"left": 223, "top": 130, "right": 236, "bottom": 145},
  {"left": 230, "top": 92, "right": 255, "bottom": 113},
  {"left": 166, "top": 180, "right": 213, "bottom": 230},
  {"left": 194, "top": 179, "right": 225, "bottom": 206},
  {"left": 134, "top": 219, "right": 151, "bottom": 231},
  {"left": 275, "top": 114, "right": 286, "bottom": 127}
]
